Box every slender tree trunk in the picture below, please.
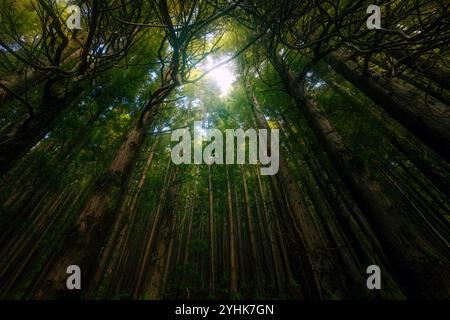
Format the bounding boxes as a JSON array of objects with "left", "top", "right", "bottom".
[
  {"left": 207, "top": 165, "right": 216, "bottom": 296},
  {"left": 255, "top": 168, "right": 285, "bottom": 295},
  {"left": 234, "top": 188, "right": 246, "bottom": 286},
  {"left": 225, "top": 166, "right": 238, "bottom": 297},
  {"left": 133, "top": 157, "right": 173, "bottom": 298},
  {"left": 240, "top": 164, "right": 263, "bottom": 293},
  {"left": 184, "top": 170, "right": 198, "bottom": 266},
  {"left": 145, "top": 169, "right": 180, "bottom": 299}
]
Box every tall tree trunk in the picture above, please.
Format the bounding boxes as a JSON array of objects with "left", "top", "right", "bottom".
[
  {"left": 207, "top": 164, "right": 216, "bottom": 296},
  {"left": 133, "top": 156, "right": 173, "bottom": 298},
  {"left": 247, "top": 80, "right": 347, "bottom": 299},
  {"left": 31, "top": 103, "right": 159, "bottom": 299},
  {"left": 387, "top": 49, "right": 450, "bottom": 90},
  {"left": 90, "top": 138, "right": 159, "bottom": 296},
  {"left": 279, "top": 66, "right": 450, "bottom": 298},
  {"left": 144, "top": 168, "right": 180, "bottom": 299},
  {"left": 327, "top": 78, "right": 450, "bottom": 196},
  {"left": 240, "top": 164, "right": 263, "bottom": 293},
  {"left": 234, "top": 188, "right": 246, "bottom": 286},
  {"left": 255, "top": 168, "right": 285, "bottom": 295},
  {"left": 368, "top": 57, "right": 450, "bottom": 106},
  {"left": 325, "top": 51, "right": 450, "bottom": 162},
  {"left": 301, "top": 139, "right": 404, "bottom": 299},
  {"left": 225, "top": 166, "right": 239, "bottom": 297}
]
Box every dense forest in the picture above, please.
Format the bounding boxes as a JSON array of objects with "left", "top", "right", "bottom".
[{"left": 0, "top": 0, "right": 449, "bottom": 300}]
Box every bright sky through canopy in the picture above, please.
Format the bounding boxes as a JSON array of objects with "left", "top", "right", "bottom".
[{"left": 204, "top": 56, "right": 236, "bottom": 96}]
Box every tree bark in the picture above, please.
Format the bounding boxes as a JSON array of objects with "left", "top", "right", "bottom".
[
  {"left": 144, "top": 169, "right": 180, "bottom": 299},
  {"left": 207, "top": 164, "right": 216, "bottom": 296},
  {"left": 31, "top": 104, "right": 157, "bottom": 299},
  {"left": 246, "top": 80, "right": 347, "bottom": 299},
  {"left": 240, "top": 164, "right": 263, "bottom": 293},
  {"left": 281, "top": 67, "right": 450, "bottom": 298},
  {"left": 327, "top": 78, "right": 450, "bottom": 196},
  {"left": 325, "top": 51, "right": 450, "bottom": 162},
  {"left": 89, "top": 138, "right": 159, "bottom": 297},
  {"left": 225, "top": 166, "right": 239, "bottom": 297}
]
